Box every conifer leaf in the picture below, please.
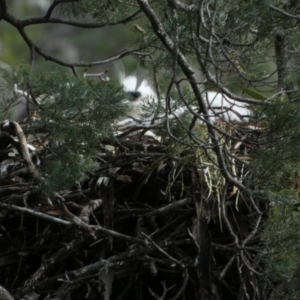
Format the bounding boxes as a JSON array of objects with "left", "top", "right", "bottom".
[
  {"left": 0, "top": 60, "right": 12, "bottom": 85},
  {"left": 238, "top": 84, "right": 267, "bottom": 100}
]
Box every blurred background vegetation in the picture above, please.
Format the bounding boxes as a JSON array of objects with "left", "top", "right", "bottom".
[{"left": 0, "top": 0, "right": 139, "bottom": 75}]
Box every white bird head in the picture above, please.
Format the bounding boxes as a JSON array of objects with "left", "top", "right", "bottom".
[
  {"left": 123, "top": 76, "right": 157, "bottom": 103},
  {"left": 119, "top": 75, "right": 157, "bottom": 124}
]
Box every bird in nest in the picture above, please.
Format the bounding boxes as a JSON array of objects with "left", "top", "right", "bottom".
[{"left": 116, "top": 69, "right": 250, "bottom": 128}]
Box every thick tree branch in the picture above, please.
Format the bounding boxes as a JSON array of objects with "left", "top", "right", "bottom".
[{"left": 0, "top": 1, "right": 143, "bottom": 70}]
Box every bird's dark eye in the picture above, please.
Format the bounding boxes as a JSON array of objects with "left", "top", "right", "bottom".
[{"left": 126, "top": 91, "right": 142, "bottom": 101}]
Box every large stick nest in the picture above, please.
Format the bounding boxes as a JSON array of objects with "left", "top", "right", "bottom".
[{"left": 0, "top": 120, "right": 266, "bottom": 300}]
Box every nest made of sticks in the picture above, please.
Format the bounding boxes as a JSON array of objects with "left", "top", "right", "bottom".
[{"left": 0, "top": 120, "right": 265, "bottom": 300}]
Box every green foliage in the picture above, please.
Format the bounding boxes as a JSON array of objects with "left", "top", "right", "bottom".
[
  {"left": 57, "top": 0, "right": 135, "bottom": 20},
  {"left": 285, "top": 29, "right": 300, "bottom": 89},
  {"left": 250, "top": 101, "right": 300, "bottom": 189},
  {"left": 40, "top": 155, "right": 98, "bottom": 194},
  {"left": 56, "top": 1, "right": 87, "bottom": 18},
  {"left": 36, "top": 72, "right": 126, "bottom": 192},
  {"left": 260, "top": 191, "right": 300, "bottom": 299},
  {"left": 77, "top": 0, "right": 135, "bottom": 23},
  {"left": 1, "top": 66, "right": 127, "bottom": 192},
  {"left": 238, "top": 84, "right": 267, "bottom": 100}
]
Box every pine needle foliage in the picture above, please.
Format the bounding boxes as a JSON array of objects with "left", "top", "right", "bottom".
[
  {"left": 250, "top": 101, "right": 300, "bottom": 189},
  {"left": 1, "top": 66, "right": 127, "bottom": 192},
  {"left": 260, "top": 190, "right": 300, "bottom": 300},
  {"left": 83, "top": 0, "right": 134, "bottom": 23},
  {"left": 56, "top": 1, "right": 87, "bottom": 19}
]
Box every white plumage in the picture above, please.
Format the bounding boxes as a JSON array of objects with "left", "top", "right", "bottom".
[
  {"left": 204, "top": 91, "right": 250, "bottom": 122},
  {"left": 117, "top": 75, "right": 250, "bottom": 127},
  {"left": 5, "top": 72, "right": 250, "bottom": 125},
  {"left": 120, "top": 76, "right": 157, "bottom": 122}
]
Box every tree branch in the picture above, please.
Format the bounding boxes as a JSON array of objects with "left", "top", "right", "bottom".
[
  {"left": 270, "top": 5, "right": 300, "bottom": 20},
  {"left": 137, "top": 0, "right": 248, "bottom": 191}
]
